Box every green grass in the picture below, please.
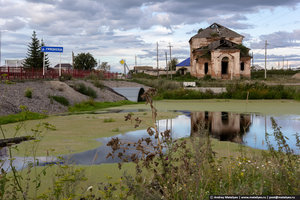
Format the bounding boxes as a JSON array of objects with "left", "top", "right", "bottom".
[
  {"left": 0, "top": 111, "right": 48, "bottom": 125},
  {"left": 49, "top": 95, "right": 70, "bottom": 106},
  {"left": 68, "top": 100, "right": 138, "bottom": 112},
  {"left": 103, "top": 118, "right": 116, "bottom": 123}
]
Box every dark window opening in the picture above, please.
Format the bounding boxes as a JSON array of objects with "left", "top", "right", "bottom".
[
  {"left": 240, "top": 62, "right": 245, "bottom": 71},
  {"left": 221, "top": 112, "right": 229, "bottom": 125},
  {"left": 221, "top": 57, "right": 229, "bottom": 75},
  {"left": 204, "top": 63, "right": 208, "bottom": 74},
  {"left": 205, "top": 111, "right": 209, "bottom": 120}
]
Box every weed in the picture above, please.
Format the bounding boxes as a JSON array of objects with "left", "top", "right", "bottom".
[
  {"left": 59, "top": 73, "right": 72, "bottom": 81},
  {"left": 24, "top": 88, "right": 32, "bottom": 98},
  {"left": 49, "top": 95, "right": 70, "bottom": 106}
]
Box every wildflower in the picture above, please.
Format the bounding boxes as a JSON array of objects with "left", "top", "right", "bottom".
[
  {"left": 240, "top": 172, "right": 244, "bottom": 176},
  {"left": 217, "top": 168, "right": 220, "bottom": 171}
]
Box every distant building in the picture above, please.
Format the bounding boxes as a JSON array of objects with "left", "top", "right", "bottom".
[
  {"left": 189, "top": 23, "right": 251, "bottom": 79},
  {"left": 53, "top": 63, "right": 73, "bottom": 70},
  {"left": 4, "top": 59, "right": 24, "bottom": 67},
  {"left": 176, "top": 58, "right": 191, "bottom": 75},
  {"left": 133, "top": 66, "right": 153, "bottom": 73}
]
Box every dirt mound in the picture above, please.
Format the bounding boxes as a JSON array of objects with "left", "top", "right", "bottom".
[
  {"left": 65, "top": 80, "right": 126, "bottom": 102},
  {"left": 292, "top": 73, "right": 300, "bottom": 79},
  {"left": 0, "top": 80, "right": 148, "bottom": 116}
]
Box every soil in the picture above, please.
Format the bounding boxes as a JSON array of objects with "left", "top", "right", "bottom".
[
  {"left": 0, "top": 80, "right": 146, "bottom": 116},
  {"left": 292, "top": 73, "right": 300, "bottom": 80}
]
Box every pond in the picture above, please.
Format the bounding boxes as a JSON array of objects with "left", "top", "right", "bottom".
[
  {"left": 64, "top": 111, "right": 300, "bottom": 165},
  {"left": 1, "top": 110, "right": 299, "bottom": 170}
]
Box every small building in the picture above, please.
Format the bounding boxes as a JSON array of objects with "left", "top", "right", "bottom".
[
  {"left": 53, "top": 63, "right": 73, "bottom": 70},
  {"left": 189, "top": 23, "right": 251, "bottom": 79},
  {"left": 133, "top": 66, "right": 153, "bottom": 73},
  {"left": 176, "top": 58, "right": 191, "bottom": 75},
  {"left": 4, "top": 59, "right": 24, "bottom": 67}
]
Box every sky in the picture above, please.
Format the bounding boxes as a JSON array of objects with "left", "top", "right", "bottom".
[{"left": 1, "top": 0, "right": 300, "bottom": 72}]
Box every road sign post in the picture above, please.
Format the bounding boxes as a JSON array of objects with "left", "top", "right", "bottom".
[{"left": 41, "top": 46, "right": 64, "bottom": 77}]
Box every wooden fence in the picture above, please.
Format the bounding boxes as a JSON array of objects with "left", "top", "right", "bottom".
[{"left": 0, "top": 67, "right": 118, "bottom": 80}]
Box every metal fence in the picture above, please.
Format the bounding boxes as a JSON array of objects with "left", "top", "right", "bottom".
[{"left": 0, "top": 67, "right": 118, "bottom": 80}]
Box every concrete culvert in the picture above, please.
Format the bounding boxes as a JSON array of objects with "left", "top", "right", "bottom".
[{"left": 111, "top": 87, "right": 146, "bottom": 102}]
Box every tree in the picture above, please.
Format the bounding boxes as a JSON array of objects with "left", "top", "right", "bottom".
[
  {"left": 168, "top": 58, "right": 178, "bottom": 71},
  {"left": 73, "top": 53, "right": 97, "bottom": 70},
  {"left": 23, "top": 31, "right": 49, "bottom": 68},
  {"left": 40, "top": 39, "right": 50, "bottom": 69},
  {"left": 98, "top": 62, "right": 110, "bottom": 71}
]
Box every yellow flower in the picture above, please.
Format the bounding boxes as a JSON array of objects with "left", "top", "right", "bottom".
[{"left": 240, "top": 172, "right": 244, "bottom": 177}]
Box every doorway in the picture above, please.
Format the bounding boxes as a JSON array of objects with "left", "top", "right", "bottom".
[{"left": 221, "top": 57, "right": 229, "bottom": 75}]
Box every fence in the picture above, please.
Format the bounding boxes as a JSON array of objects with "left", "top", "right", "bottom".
[{"left": 0, "top": 67, "right": 119, "bottom": 80}]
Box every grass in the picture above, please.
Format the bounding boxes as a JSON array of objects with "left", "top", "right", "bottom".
[
  {"left": 157, "top": 82, "right": 300, "bottom": 101},
  {"left": 68, "top": 99, "right": 138, "bottom": 112},
  {"left": 0, "top": 111, "right": 47, "bottom": 125},
  {"left": 49, "top": 95, "right": 70, "bottom": 106},
  {"left": 103, "top": 118, "right": 116, "bottom": 123}
]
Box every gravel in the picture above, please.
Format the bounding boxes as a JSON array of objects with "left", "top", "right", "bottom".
[{"left": 0, "top": 80, "right": 133, "bottom": 116}]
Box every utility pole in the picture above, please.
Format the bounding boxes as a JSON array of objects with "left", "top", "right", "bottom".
[
  {"left": 264, "top": 40, "right": 267, "bottom": 79},
  {"left": 0, "top": 31, "right": 1, "bottom": 67},
  {"left": 282, "top": 57, "right": 284, "bottom": 70},
  {"left": 165, "top": 51, "right": 168, "bottom": 78},
  {"left": 251, "top": 51, "right": 254, "bottom": 66},
  {"left": 135, "top": 55, "right": 137, "bottom": 66},
  {"left": 168, "top": 42, "right": 173, "bottom": 79},
  {"left": 156, "top": 42, "right": 159, "bottom": 77},
  {"left": 287, "top": 60, "right": 289, "bottom": 70}
]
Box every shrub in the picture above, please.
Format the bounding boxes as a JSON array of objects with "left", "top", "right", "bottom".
[
  {"left": 49, "top": 95, "right": 70, "bottom": 106},
  {"left": 93, "top": 80, "right": 105, "bottom": 89},
  {"left": 73, "top": 83, "right": 97, "bottom": 98},
  {"left": 59, "top": 73, "right": 72, "bottom": 81},
  {"left": 24, "top": 88, "right": 32, "bottom": 98}
]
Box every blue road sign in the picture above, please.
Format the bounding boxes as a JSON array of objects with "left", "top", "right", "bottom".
[{"left": 41, "top": 46, "right": 63, "bottom": 53}]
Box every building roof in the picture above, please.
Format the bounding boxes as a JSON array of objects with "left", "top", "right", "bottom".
[
  {"left": 54, "top": 63, "right": 72, "bottom": 68},
  {"left": 176, "top": 57, "right": 190, "bottom": 67},
  {"left": 190, "top": 23, "right": 244, "bottom": 42}
]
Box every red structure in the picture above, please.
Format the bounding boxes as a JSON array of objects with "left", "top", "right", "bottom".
[{"left": 0, "top": 67, "right": 118, "bottom": 80}]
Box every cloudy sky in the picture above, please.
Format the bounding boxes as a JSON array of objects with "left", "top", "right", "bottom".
[{"left": 1, "top": 0, "right": 300, "bottom": 71}]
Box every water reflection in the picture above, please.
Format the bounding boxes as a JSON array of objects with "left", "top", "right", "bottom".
[{"left": 191, "top": 111, "right": 251, "bottom": 143}]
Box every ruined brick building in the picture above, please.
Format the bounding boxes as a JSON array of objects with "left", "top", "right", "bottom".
[{"left": 189, "top": 23, "right": 251, "bottom": 79}]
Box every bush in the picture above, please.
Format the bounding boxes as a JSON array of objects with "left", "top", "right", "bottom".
[
  {"left": 93, "top": 80, "right": 105, "bottom": 89},
  {"left": 49, "top": 95, "right": 70, "bottom": 106},
  {"left": 24, "top": 88, "right": 32, "bottom": 98},
  {"left": 59, "top": 73, "right": 72, "bottom": 81},
  {"left": 73, "top": 83, "right": 97, "bottom": 98}
]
